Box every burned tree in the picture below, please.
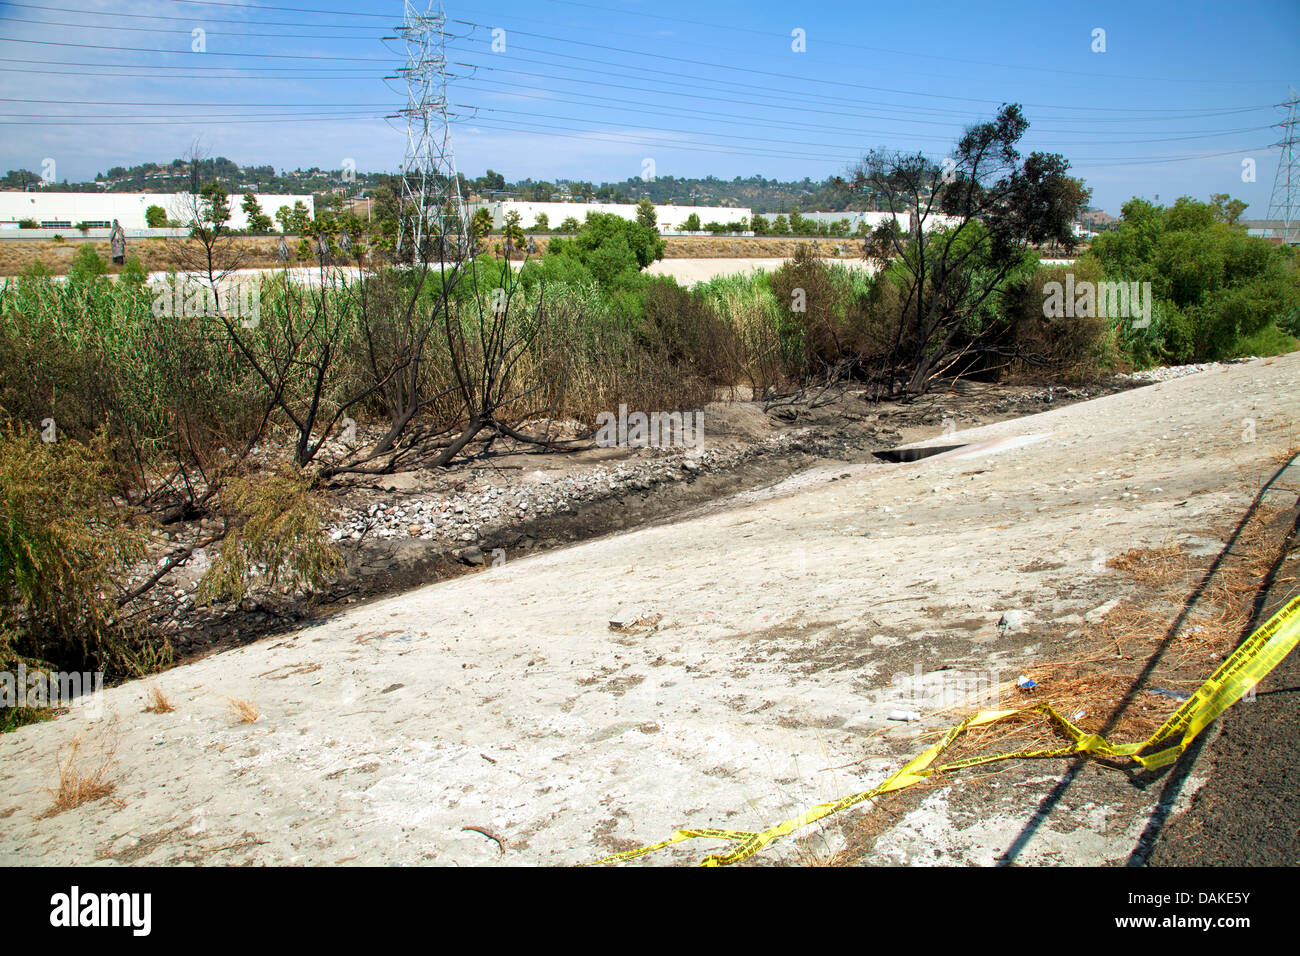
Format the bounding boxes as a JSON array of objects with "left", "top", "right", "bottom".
[{"left": 853, "top": 104, "right": 1089, "bottom": 396}]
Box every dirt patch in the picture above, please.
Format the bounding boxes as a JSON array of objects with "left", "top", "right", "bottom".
[{"left": 0, "top": 235, "right": 878, "bottom": 278}]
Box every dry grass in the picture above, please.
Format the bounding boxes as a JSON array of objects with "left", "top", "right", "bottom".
[
  {"left": 662, "top": 236, "right": 853, "bottom": 259},
  {"left": 1107, "top": 543, "right": 1189, "bottom": 588},
  {"left": 825, "top": 453, "right": 1300, "bottom": 865},
  {"left": 0, "top": 236, "right": 288, "bottom": 277},
  {"left": 226, "top": 697, "right": 259, "bottom": 724},
  {"left": 0, "top": 234, "right": 854, "bottom": 277},
  {"left": 45, "top": 732, "right": 118, "bottom": 817},
  {"left": 142, "top": 684, "right": 176, "bottom": 714}
]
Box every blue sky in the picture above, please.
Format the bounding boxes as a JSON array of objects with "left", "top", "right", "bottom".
[{"left": 0, "top": 0, "right": 1296, "bottom": 214}]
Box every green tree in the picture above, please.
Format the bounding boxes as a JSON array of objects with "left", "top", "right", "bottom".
[
  {"left": 530, "top": 211, "right": 550, "bottom": 232},
  {"left": 683, "top": 213, "right": 702, "bottom": 232},
  {"left": 189, "top": 181, "right": 231, "bottom": 240},
  {"left": 751, "top": 213, "right": 769, "bottom": 235},
  {"left": 471, "top": 207, "right": 494, "bottom": 240},
  {"left": 288, "top": 200, "right": 311, "bottom": 234},
  {"left": 241, "top": 191, "right": 273, "bottom": 232},
  {"left": 635, "top": 198, "right": 657, "bottom": 230},
  {"left": 502, "top": 209, "right": 526, "bottom": 250},
  {"left": 1209, "top": 193, "right": 1249, "bottom": 226},
  {"left": 852, "top": 103, "right": 1090, "bottom": 393},
  {"left": 543, "top": 212, "right": 664, "bottom": 286},
  {"left": 145, "top": 205, "right": 168, "bottom": 228}
]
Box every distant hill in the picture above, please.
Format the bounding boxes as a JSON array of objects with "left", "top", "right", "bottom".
[{"left": 2, "top": 161, "right": 894, "bottom": 215}]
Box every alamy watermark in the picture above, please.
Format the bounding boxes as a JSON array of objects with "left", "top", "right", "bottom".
[
  {"left": 50, "top": 886, "right": 151, "bottom": 936},
  {"left": 1, "top": 663, "right": 103, "bottom": 715},
  {"left": 595, "top": 404, "right": 704, "bottom": 449},
  {"left": 152, "top": 275, "right": 260, "bottom": 327},
  {"left": 1042, "top": 274, "right": 1151, "bottom": 329}
]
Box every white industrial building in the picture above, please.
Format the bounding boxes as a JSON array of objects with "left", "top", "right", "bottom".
[
  {"left": 0, "top": 191, "right": 314, "bottom": 231},
  {"left": 797, "top": 210, "right": 964, "bottom": 233},
  {"left": 468, "top": 200, "right": 752, "bottom": 233}
]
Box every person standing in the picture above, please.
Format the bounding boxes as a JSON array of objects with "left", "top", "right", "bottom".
[{"left": 109, "top": 219, "right": 126, "bottom": 265}]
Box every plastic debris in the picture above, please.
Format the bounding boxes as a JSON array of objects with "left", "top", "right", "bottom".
[
  {"left": 1017, "top": 674, "right": 1038, "bottom": 692},
  {"left": 887, "top": 710, "right": 921, "bottom": 722},
  {"left": 1147, "top": 687, "right": 1190, "bottom": 701}
]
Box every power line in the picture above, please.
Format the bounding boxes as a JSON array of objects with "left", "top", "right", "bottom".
[
  {"left": 454, "top": 56, "right": 1265, "bottom": 130},
  {"left": 0, "top": 56, "right": 387, "bottom": 73},
  {"left": 0, "top": 67, "right": 388, "bottom": 79},
  {"left": 0, "top": 114, "right": 389, "bottom": 126},
  {"left": 3, "top": 14, "right": 1269, "bottom": 115},
  {"left": 162, "top": 0, "right": 395, "bottom": 19},
  {"left": 0, "top": 97, "right": 396, "bottom": 107},
  {"left": 530, "top": 0, "right": 1260, "bottom": 88},
  {"left": 0, "top": 15, "right": 386, "bottom": 40},
  {"left": 2, "top": 2, "right": 388, "bottom": 28},
  {"left": 449, "top": 21, "right": 1270, "bottom": 112},
  {"left": 460, "top": 79, "right": 1273, "bottom": 148},
  {"left": 446, "top": 40, "right": 1271, "bottom": 124},
  {"left": 0, "top": 37, "right": 392, "bottom": 61}
]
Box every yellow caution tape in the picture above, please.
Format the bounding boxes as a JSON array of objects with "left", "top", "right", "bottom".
[{"left": 589, "top": 593, "right": 1300, "bottom": 867}]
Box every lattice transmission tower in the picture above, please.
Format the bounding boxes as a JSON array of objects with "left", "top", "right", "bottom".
[
  {"left": 1265, "top": 87, "right": 1299, "bottom": 245},
  {"left": 393, "top": 0, "right": 467, "bottom": 259}
]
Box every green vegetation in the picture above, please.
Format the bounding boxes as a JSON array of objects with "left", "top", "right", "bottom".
[
  {"left": 1081, "top": 196, "right": 1299, "bottom": 365},
  {"left": 0, "top": 424, "right": 156, "bottom": 679},
  {"left": 241, "top": 192, "right": 274, "bottom": 233}
]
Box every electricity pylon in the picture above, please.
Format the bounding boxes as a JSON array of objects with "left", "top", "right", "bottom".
[
  {"left": 393, "top": 0, "right": 466, "bottom": 259},
  {"left": 1265, "top": 87, "right": 1299, "bottom": 245}
]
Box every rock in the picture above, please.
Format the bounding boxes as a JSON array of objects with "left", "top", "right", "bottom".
[
  {"left": 457, "top": 546, "right": 485, "bottom": 566},
  {"left": 997, "top": 610, "right": 1028, "bottom": 632},
  {"left": 1086, "top": 598, "right": 1121, "bottom": 623},
  {"left": 380, "top": 471, "right": 420, "bottom": 492}
]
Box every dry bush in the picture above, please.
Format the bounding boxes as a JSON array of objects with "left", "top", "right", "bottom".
[
  {"left": 0, "top": 423, "right": 161, "bottom": 678},
  {"left": 227, "top": 697, "right": 259, "bottom": 723},
  {"left": 143, "top": 684, "right": 175, "bottom": 714},
  {"left": 635, "top": 279, "right": 742, "bottom": 405},
  {"left": 1005, "top": 261, "right": 1123, "bottom": 382},
  {"left": 45, "top": 731, "right": 118, "bottom": 816},
  {"left": 198, "top": 465, "right": 342, "bottom": 606}
]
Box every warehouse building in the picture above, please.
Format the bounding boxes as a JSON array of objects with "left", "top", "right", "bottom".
[{"left": 0, "top": 191, "right": 314, "bottom": 232}]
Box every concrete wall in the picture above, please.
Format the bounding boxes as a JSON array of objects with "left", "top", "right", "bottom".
[
  {"left": 0, "top": 191, "right": 314, "bottom": 231},
  {"left": 467, "top": 200, "right": 753, "bottom": 233}
]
